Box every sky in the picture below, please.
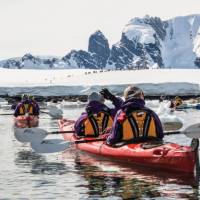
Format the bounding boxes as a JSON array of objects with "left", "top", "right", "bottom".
[{"left": 0, "top": 0, "right": 200, "bottom": 59}]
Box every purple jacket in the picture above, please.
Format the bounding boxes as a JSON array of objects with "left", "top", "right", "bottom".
[
  {"left": 14, "top": 100, "right": 40, "bottom": 117},
  {"left": 107, "top": 98, "right": 164, "bottom": 145},
  {"left": 74, "top": 97, "right": 123, "bottom": 136}
]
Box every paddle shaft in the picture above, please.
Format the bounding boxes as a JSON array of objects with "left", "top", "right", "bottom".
[
  {"left": 74, "top": 138, "right": 106, "bottom": 144},
  {"left": 50, "top": 130, "right": 75, "bottom": 134},
  {"left": 48, "top": 130, "right": 181, "bottom": 135},
  {"left": 164, "top": 130, "right": 181, "bottom": 135}
]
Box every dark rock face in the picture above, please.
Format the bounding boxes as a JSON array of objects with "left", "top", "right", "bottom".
[
  {"left": 145, "top": 41, "right": 163, "bottom": 67},
  {"left": 108, "top": 16, "right": 166, "bottom": 69},
  {"left": 144, "top": 16, "right": 168, "bottom": 41},
  {"left": 88, "top": 30, "right": 110, "bottom": 67},
  {"left": 194, "top": 57, "right": 200, "bottom": 68},
  {"left": 108, "top": 33, "right": 144, "bottom": 69},
  {"left": 22, "top": 53, "right": 36, "bottom": 62},
  {"left": 62, "top": 31, "right": 110, "bottom": 69},
  {"left": 3, "top": 59, "right": 21, "bottom": 69},
  {"left": 62, "top": 50, "right": 98, "bottom": 69}
]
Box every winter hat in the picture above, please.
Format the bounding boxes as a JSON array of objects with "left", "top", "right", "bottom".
[
  {"left": 124, "top": 85, "right": 143, "bottom": 100},
  {"left": 88, "top": 92, "right": 105, "bottom": 103}
]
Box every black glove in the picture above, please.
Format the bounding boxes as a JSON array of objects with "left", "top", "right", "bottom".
[{"left": 100, "top": 88, "right": 116, "bottom": 101}]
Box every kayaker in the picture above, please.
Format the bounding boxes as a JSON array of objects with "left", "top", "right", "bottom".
[
  {"left": 159, "top": 95, "right": 165, "bottom": 102},
  {"left": 174, "top": 96, "right": 183, "bottom": 107},
  {"left": 169, "top": 96, "right": 183, "bottom": 110},
  {"left": 29, "top": 95, "right": 40, "bottom": 116},
  {"left": 14, "top": 94, "right": 39, "bottom": 117},
  {"left": 107, "top": 85, "right": 164, "bottom": 146},
  {"left": 74, "top": 89, "right": 123, "bottom": 137}
]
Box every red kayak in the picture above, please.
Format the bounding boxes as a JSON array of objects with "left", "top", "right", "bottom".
[
  {"left": 14, "top": 115, "right": 39, "bottom": 128},
  {"left": 58, "top": 119, "right": 198, "bottom": 174}
]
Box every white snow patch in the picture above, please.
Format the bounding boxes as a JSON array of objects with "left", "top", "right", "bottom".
[{"left": 0, "top": 68, "right": 200, "bottom": 96}]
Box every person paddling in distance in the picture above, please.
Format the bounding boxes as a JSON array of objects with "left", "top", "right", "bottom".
[
  {"left": 29, "top": 95, "right": 40, "bottom": 116},
  {"left": 107, "top": 85, "right": 164, "bottom": 146},
  {"left": 74, "top": 89, "right": 123, "bottom": 137},
  {"left": 169, "top": 96, "right": 183, "bottom": 111},
  {"left": 14, "top": 94, "right": 39, "bottom": 117}
]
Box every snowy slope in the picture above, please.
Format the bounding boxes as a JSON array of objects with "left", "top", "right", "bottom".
[{"left": 0, "top": 68, "right": 200, "bottom": 96}]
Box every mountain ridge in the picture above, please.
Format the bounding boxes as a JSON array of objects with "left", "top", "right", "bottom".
[{"left": 1, "top": 14, "right": 200, "bottom": 69}]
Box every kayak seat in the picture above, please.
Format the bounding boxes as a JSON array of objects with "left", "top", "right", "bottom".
[
  {"left": 111, "top": 138, "right": 163, "bottom": 148},
  {"left": 141, "top": 140, "right": 166, "bottom": 149}
]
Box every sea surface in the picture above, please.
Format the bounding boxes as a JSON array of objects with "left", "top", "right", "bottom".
[{"left": 0, "top": 100, "right": 200, "bottom": 200}]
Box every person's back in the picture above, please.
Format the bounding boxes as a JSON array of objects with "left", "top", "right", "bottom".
[
  {"left": 29, "top": 95, "right": 40, "bottom": 116},
  {"left": 107, "top": 86, "right": 163, "bottom": 145},
  {"left": 14, "top": 94, "right": 38, "bottom": 117},
  {"left": 74, "top": 90, "right": 123, "bottom": 137}
]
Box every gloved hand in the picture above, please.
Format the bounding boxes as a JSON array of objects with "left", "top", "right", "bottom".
[{"left": 100, "top": 88, "right": 116, "bottom": 101}]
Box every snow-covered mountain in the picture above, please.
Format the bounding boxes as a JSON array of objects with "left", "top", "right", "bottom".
[{"left": 1, "top": 14, "right": 200, "bottom": 69}]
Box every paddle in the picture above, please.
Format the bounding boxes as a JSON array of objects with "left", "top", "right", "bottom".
[
  {"left": 29, "top": 123, "right": 200, "bottom": 154},
  {"left": 0, "top": 112, "right": 13, "bottom": 115},
  {"left": 31, "top": 137, "right": 107, "bottom": 153},
  {"left": 41, "top": 106, "right": 63, "bottom": 119},
  {"left": 15, "top": 123, "right": 183, "bottom": 144}
]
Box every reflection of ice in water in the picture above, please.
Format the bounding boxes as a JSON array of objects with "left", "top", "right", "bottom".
[{"left": 98, "top": 164, "right": 120, "bottom": 172}]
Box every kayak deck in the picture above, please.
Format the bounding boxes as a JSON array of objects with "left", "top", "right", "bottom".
[{"left": 58, "top": 119, "right": 198, "bottom": 174}]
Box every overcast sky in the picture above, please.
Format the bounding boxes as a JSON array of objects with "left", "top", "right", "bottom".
[{"left": 0, "top": 0, "right": 199, "bottom": 59}]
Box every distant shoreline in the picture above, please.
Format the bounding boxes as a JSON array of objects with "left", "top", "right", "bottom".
[{"left": 2, "top": 94, "right": 200, "bottom": 104}]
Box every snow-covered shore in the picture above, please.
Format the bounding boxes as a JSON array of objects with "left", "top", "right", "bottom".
[{"left": 0, "top": 68, "right": 200, "bottom": 96}]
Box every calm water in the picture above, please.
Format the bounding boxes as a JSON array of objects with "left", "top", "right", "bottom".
[{"left": 1, "top": 101, "right": 200, "bottom": 200}]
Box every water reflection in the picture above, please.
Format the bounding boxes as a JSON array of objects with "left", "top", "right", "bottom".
[
  {"left": 62, "top": 151, "right": 199, "bottom": 199},
  {"left": 15, "top": 150, "right": 67, "bottom": 175}
]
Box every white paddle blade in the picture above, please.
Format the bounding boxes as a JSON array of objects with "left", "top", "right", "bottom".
[
  {"left": 48, "top": 106, "right": 63, "bottom": 119},
  {"left": 183, "top": 123, "right": 200, "bottom": 138},
  {"left": 31, "top": 139, "right": 71, "bottom": 153},
  {"left": 14, "top": 127, "right": 48, "bottom": 143}
]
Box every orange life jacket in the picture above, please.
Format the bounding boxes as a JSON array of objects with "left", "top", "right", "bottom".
[
  {"left": 175, "top": 98, "right": 182, "bottom": 107},
  {"left": 83, "top": 110, "right": 113, "bottom": 137},
  {"left": 119, "top": 109, "right": 158, "bottom": 141},
  {"left": 19, "top": 103, "right": 34, "bottom": 115}
]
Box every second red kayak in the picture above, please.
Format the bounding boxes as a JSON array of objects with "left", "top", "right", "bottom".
[
  {"left": 14, "top": 115, "right": 39, "bottom": 128},
  {"left": 58, "top": 119, "right": 198, "bottom": 174}
]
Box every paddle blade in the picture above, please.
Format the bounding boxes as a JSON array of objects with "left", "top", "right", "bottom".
[
  {"left": 183, "top": 123, "right": 200, "bottom": 138},
  {"left": 47, "top": 106, "right": 63, "bottom": 119},
  {"left": 14, "top": 127, "right": 48, "bottom": 143},
  {"left": 31, "top": 139, "right": 71, "bottom": 153},
  {"left": 162, "top": 121, "right": 183, "bottom": 131}
]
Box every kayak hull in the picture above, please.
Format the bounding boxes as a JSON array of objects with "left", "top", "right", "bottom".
[
  {"left": 14, "top": 115, "right": 39, "bottom": 128},
  {"left": 58, "top": 119, "right": 197, "bottom": 174}
]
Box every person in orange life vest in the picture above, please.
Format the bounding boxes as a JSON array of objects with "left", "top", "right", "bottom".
[
  {"left": 107, "top": 86, "right": 164, "bottom": 145},
  {"left": 14, "top": 94, "right": 38, "bottom": 117},
  {"left": 29, "top": 95, "right": 40, "bottom": 116},
  {"left": 74, "top": 89, "right": 123, "bottom": 137}
]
